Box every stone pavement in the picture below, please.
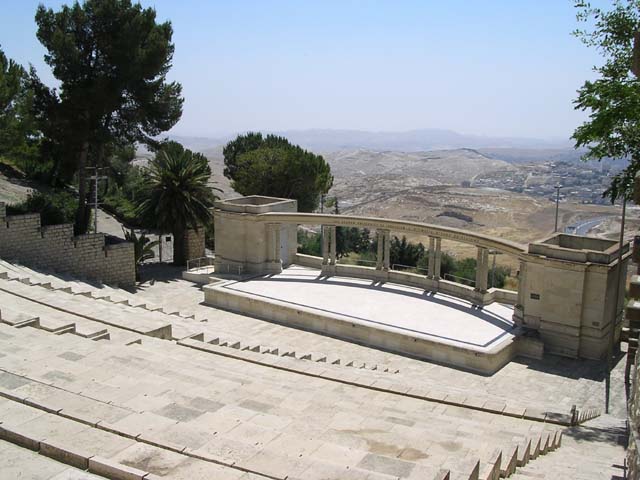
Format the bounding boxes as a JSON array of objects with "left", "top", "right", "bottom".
[{"left": 221, "top": 266, "right": 515, "bottom": 350}]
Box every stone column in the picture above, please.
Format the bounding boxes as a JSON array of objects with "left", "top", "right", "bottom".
[
  {"left": 322, "top": 225, "right": 330, "bottom": 265},
  {"left": 376, "top": 230, "right": 384, "bottom": 270},
  {"left": 329, "top": 226, "right": 337, "bottom": 265},
  {"left": 475, "top": 246, "right": 489, "bottom": 292},
  {"left": 434, "top": 237, "right": 442, "bottom": 280},
  {"left": 274, "top": 224, "right": 281, "bottom": 265},
  {"left": 266, "top": 223, "right": 276, "bottom": 262},
  {"left": 428, "top": 237, "right": 436, "bottom": 278},
  {"left": 517, "top": 260, "right": 527, "bottom": 307},
  {"left": 383, "top": 230, "right": 391, "bottom": 270}
]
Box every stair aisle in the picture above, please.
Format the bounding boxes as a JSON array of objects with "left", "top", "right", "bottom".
[{"left": 509, "top": 414, "right": 627, "bottom": 480}]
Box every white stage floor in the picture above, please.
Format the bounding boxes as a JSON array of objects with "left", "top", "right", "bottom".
[{"left": 220, "top": 265, "right": 515, "bottom": 351}]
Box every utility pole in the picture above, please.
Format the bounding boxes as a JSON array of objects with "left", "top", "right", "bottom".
[
  {"left": 87, "top": 167, "right": 107, "bottom": 234},
  {"left": 554, "top": 184, "right": 562, "bottom": 233}
]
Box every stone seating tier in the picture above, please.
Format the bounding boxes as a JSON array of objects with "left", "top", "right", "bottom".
[
  {"left": 0, "top": 260, "right": 601, "bottom": 423},
  {"left": 0, "top": 258, "right": 624, "bottom": 479},
  {"left": 0, "top": 322, "right": 562, "bottom": 480},
  {"left": 0, "top": 261, "right": 403, "bottom": 374}
]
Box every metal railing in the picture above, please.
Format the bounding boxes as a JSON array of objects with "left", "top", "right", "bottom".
[
  {"left": 218, "top": 263, "right": 244, "bottom": 276},
  {"left": 443, "top": 273, "right": 476, "bottom": 287},
  {"left": 337, "top": 258, "right": 377, "bottom": 267},
  {"left": 186, "top": 256, "right": 215, "bottom": 271},
  {"left": 186, "top": 257, "right": 245, "bottom": 276},
  {"left": 392, "top": 263, "right": 428, "bottom": 275}
]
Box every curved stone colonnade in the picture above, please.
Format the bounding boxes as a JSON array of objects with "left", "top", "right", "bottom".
[
  {"left": 260, "top": 211, "right": 525, "bottom": 308},
  {"left": 211, "top": 195, "right": 629, "bottom": 361}
]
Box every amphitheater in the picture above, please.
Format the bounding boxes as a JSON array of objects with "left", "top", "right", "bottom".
[{"left": 0, "top": 197, "right": 632, "bottom": 479}]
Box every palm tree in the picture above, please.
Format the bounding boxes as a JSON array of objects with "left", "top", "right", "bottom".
[
  {"left": 122, "top": 228, "right": 159, "bottom": 280},
  {"left": 137, "top": 148, "right": 219, "bottom": 266}
]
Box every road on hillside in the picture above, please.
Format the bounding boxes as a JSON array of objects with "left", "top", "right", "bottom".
[{"left": 565, "top": 216, "right": 609, "bottom": 236}]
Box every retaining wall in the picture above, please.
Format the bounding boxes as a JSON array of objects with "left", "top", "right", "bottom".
[{"left": 0, "top": 202, "right": 135, "bottom": 288}]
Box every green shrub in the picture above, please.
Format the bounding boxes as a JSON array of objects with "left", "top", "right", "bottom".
[
  {"left": 102, "top": 192, "right": 140, "bottom": 227},
  {"left": 298, "top": 229, "right": 321, "bottom": 256},
  {"left": 7, "top": 190, "right": 78, "bottom": 226}
]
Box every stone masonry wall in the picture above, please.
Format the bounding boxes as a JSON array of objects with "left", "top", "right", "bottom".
[
  {"left": 184, "top": 227, "right": 205, "bottom": 263},
  {"left": 0, "top": 202, "right": 135, "bottom": 288}
]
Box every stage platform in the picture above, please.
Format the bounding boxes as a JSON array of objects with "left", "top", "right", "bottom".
[{"left": 203, "top": 265, "right": 529, "bottom": 373}]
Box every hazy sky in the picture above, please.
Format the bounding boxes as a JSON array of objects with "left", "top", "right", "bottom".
[{"left": 1, "top": 0, "right": 606, "bottom": 140}]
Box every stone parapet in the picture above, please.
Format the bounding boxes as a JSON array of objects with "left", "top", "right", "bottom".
[{"left": 0, "top": 202, "right": 135, "bottom": 287}]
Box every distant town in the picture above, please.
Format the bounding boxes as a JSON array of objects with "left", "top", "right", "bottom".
[{"left": 471, "top": 160, "right": 616, "bottom": 205}]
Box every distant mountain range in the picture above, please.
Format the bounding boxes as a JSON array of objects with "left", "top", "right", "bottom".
[{"left": 166, "top": 128, "right": 575, "bottom": 154}]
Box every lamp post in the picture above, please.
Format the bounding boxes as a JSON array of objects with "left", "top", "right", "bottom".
[{"left": 554, "top": 184, "right": 562, "bottom": 233}]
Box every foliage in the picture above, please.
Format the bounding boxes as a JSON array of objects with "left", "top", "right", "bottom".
[
  {"left": 297, "top": 227, "right": 371, "bottom": 259},
  {"left": 295, "top": 230, "right": 511, "bottom": 287},
  {"left": 489, "top": 265, "right": 511, "bottom": 289},
  {"left": 389, "top": 236, "right": 425, "bottom": 268},
  {"left": 297, "top": 229, "right": 321, "bottom": 256},
  {"left": 101, "top": 145, "right": 146, "bottom": 227},
  {"left": 123, "top": 228, "right": 158, "bottom": 265},
  {"left": 336, "top": 227, "right": 370, "bottom": 259},
  {"left": 7, "top": 190, "right": 78, "bottom": 226},
  {"left": 102, "top": 141, "right": 217, "bottom": 234},
  {"left": 0, "top": 46, "right": 39, "bottom": 170},
  {"left": 572, "top": 0, "right": 640, "bottom": 201},
  {"left": 223, "top": 133, "right": 333, "bottom": 212},
  {"left": 136, "top": 148, "right": 218, "bottom": 265},
  {"left": 223, "top": 132, "right": 291, "bottom": 179},
  {"left": 34, "top": 0, "right": 183, "bottom": 233},
  {"left": 324, "top": 196, "right": 338, "bottom": 213},
  {"left": 452, "top": 257, "right": 477, "bottom": 286}
]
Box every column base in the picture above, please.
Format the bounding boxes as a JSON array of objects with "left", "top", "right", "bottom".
[
  {"left": 321, "top": 264, "right": 337, "bottom": 276},
  {"left": 264, "top": 261, "right": 283, "bottom": 274}
]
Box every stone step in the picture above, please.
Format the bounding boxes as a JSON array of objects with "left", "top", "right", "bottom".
[
  {"left": 0, "top": 324, "right": 567, "bottom": 480},
  {"left": 0, "top": 398, "right": 242, "bottom": 479},
  {"left": 0, "top": 279, "right": 172, "bottom": 340},
  {"left": 0, "top": 262, "right": 405, "bottom": 377},
  {"left": 0, "top": 307, "right": 40, "bottom": 328},
  {"left": 0, "top": 438, "right": 106, "bottom": 480},
  {"left": 0, "top": 269, "right": 30, "bottom": 283}
]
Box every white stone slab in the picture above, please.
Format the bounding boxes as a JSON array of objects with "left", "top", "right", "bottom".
[{"left": 220, "top": 265, "right": 515, "bottom": 350}]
